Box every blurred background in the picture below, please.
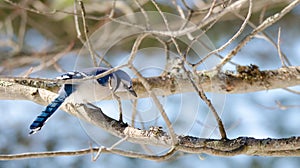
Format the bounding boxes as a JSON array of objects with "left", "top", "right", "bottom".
[{"left": 0, "top": 0, "right": 300, "bottom": 167}]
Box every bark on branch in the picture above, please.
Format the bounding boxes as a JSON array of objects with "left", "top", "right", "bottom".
[
  {"left": 1, "top": 66, "right": 300, "bottom": 100},
  {"left": 79, "top": 104, "right": 300, "bottom": 157},
  {"left": 0, "top": 66, "right": 300, "bottom": 157}
]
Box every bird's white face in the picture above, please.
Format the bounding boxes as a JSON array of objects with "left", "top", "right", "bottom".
[
  {"left": 119, "top": 79, "right": 137, "bottom": 97},
  {"left": 112, "top": 70, "right": 136, "bottom": 96}
]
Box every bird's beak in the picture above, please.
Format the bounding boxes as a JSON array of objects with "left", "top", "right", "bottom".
[{"left": 128, "top": 87, "right": 137, "bottom": 97}]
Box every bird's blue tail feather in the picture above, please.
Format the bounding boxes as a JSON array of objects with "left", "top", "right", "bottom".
[{"left": 29, "top": 96, "right": 66, "bottom": 134}]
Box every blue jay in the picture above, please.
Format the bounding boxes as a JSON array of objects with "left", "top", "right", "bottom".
[{"left": 29, "top": 67, "right": 137, "bottom": 135}]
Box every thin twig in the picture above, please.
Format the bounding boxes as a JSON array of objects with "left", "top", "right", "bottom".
[
  {"left": 195, "top": 0, "right": 253, "bottom": 67},
  {"left": 202, "top": 0, "right": 217, "bottom": 21},
  {"left": 171, "top": 0, "right": 186, "bottom": 19},
  {"left": 233, "top": 12, "right": 292, "bottom": 66},
  {"left": 131, "top": 99, "right": 138, "bottom": 127},
  {"left": 78, "top": 0, "right": 98, "bottom": 66},
  {"left": 93, "top": 136, "right": 128, "bottom": 161},
  {"left": 0, "top": 146, "right": 176, "bottom": 161},
  {"left": 134, "top": 0, "right": 151, "bottom": 29},
  {"left": 277, "top": 27, "right": 287, "bottom": 67},
  {"left": 4, "top": 0, "right": 68, "bottom": 16},
  {"left": 259, "top": 5, "right": 267, "bottom": 24},
  {"left": 146, "top": 0, "right": 248, "bottom": 37},
  {"left": 129, "top": 66, "right": 178, "bottom": 145},
  {"left": 127, "top": 33, "right": 149, "bottom": 65},
  {"left": 74, "top": 0, "right": 84, "bottom": 43},
  {"left": 186, "top": 19, "right": 219, "bottom": 66},
  {"left": 152, "top": 35, "right": 170, "bottom": 75},
  {"left": 18, "top": 0, "right": 27, "bottom": 52},
  {"left": 183, "top": 65, "right": 227, "bottom": 139},
  {"left": 216, "top": 0, "right": 300, "bottom": 69},
  {"left": 108, "top": 0, "right": 117, "bottom": 18},
  {"left": 109, "top": 76, "right": 124, "bottom": 122},
  {"left": 283, "top": 88, "right": 300, "bottom": 95},
  {"left": 20, "top": 41, "right": 74, "bottom": 75}
]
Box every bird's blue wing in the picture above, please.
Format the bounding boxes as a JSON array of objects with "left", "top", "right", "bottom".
[
  {"left": 29, "top": 71, "right": 86, "bottom": 134},
  {"left": 29, "top": 95, "right": 67, "bottom": 134}
]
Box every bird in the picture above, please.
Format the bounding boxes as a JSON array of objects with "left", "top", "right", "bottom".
[{"left": 29, "top": 67, "right": 137, "bottom": 135}]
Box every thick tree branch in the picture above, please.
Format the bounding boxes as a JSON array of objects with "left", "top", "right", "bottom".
[
  {"left": 78, "top": 105, "right": 300, "bottom": 157},
  {"left": 0, "top": 136, "right": 299, "bottom": 160},
  {"left": 1, "top": 66, "right": 300, "bottom": 101}
]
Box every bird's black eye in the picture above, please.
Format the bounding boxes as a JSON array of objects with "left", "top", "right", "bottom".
[{"left": 123, "top": 84, "right": 132, "bottom": 90}]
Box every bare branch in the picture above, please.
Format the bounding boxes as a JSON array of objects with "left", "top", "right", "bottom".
[
  {"left": 74, "top": 0, "right": 97, "bottom": 66},
  {"left": 216, "top": 0, "right": 300, "bottom": 69},
  {"left": 200, "top": 0, "right": 252, "bottom": 62},
  {"left": 277, "top": 27, "right": 288, "bottom": 67},
  {"left": 0, "top": 145, "right": 177, "bottom": 161},
  {"left": 1, "top": 66, "right": 300, "bottom": 101}
]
